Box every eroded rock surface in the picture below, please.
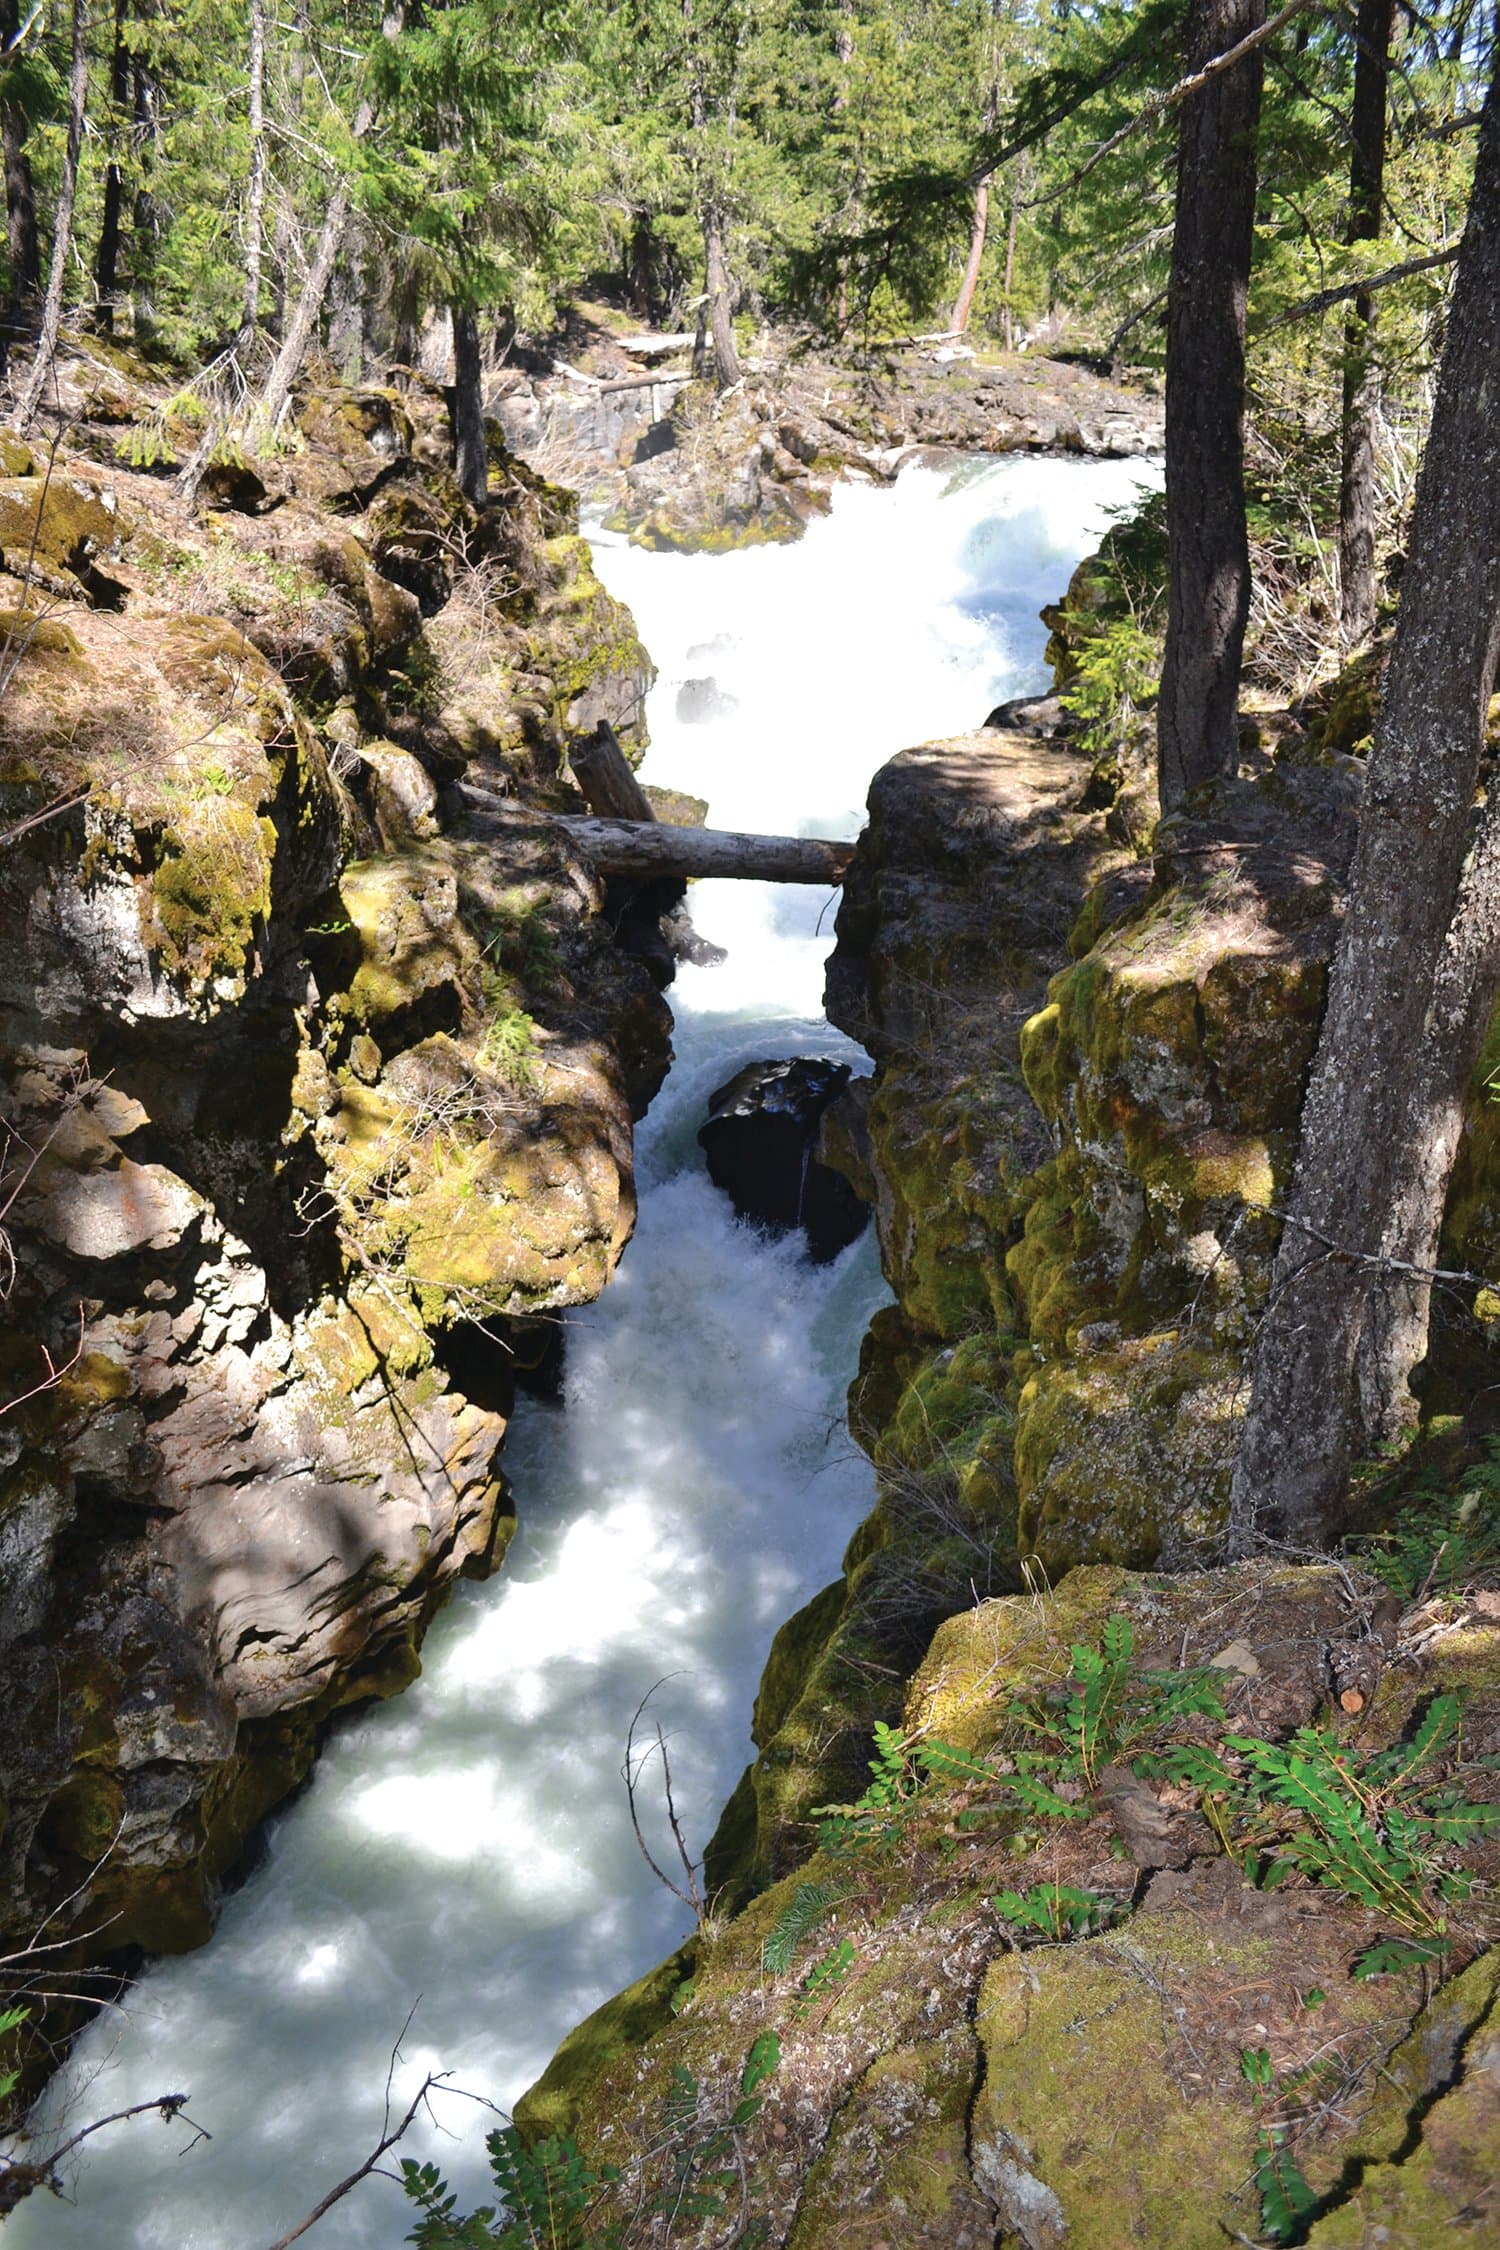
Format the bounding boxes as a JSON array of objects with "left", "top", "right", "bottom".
[
  {"left": 521, "top": 1564, "right": 1500, "bottom": 2246},
  {"left": 0, "top": 350, "right": 671, "bottom": 2081}
]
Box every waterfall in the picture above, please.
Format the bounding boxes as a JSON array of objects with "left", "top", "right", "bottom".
[{"left": 8, "top": 451, "right": 1156, "bottom": 2248}]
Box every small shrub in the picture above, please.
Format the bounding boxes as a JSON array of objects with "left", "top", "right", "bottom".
[
  {"left": 478, "top": 1006, "right": 540, "bottom": 1088},
  {"left": 1060, "top": 614, "right": 1159, "bottom": 758}
]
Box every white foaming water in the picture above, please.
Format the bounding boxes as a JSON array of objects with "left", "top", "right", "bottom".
[{"left": 10, "top": 451, "right": 1156, "bottom": 2247}]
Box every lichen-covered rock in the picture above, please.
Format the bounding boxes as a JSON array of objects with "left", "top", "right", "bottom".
[
  {"left": 524, "top": 1562, "right": 1500, "bottom": 2248},
  {"left": 0, "top": 380, "right": 672, "bottom": 2104}
]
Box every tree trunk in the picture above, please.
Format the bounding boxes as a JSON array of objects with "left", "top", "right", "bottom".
[
  {"left": 569, "top": 721, "right": 655, "bottom": 822},
  {"left": 240, "top": 0, "right": 268, "bottom": 338},
  {"left": 628, "top": 215, "right": 654, "bottom": 322},
  {"left": 1155, "top": 0, "right": 1266, "bottom": 813},
  {"left": 449, "top": 301, "right": 488, "bottom": 506},
  {"left": 130, "top": 60, "right": 159, "bottom": 336},
  {"left": 16, "top": 0, "right": 89, "bottom": 431},
  {"left": 950, "top": 178, "right": 991, "bottom": 337},
  {"left": 255, "top": 181, "right": 355, "bottom": 434},
  {"left": 1337, "top": 0, "right": 1393, "bottom": 649},
  {"left": 702, "top": 205, "right": 741, "bottom": 390},
  {"left": 1002, "top": 181, "right": 1019, "bottom": 350},
  {"left": 544, "top": 816, "right": 854, "bottom": 885},
  {"left": 252, "top": 3, "right": 401, "bottom": 438},
  {"left": 326, "top": 231, "right": 364, "bottom": 381},
  {"left": 1227, "top": 65, "right": 1500, "bottom": 1556},
  {"left": 833, "top": 3, "right": 854, "bottom": 332},
  {"left": 92, "top": 0, "right": 130, "bottom": 334},
  {"left": 0, "top": 0, "right": 39, "bottom": 370}
]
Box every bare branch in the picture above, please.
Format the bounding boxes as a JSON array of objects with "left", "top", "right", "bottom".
[
  {"left": 261, "top": 2041, "right": 447, "bottom": 2250},
  {"left": 1256, "top": 244, "right": 1460, "bottom": 330},
  {"left": 622, "top": 1681, "right": 705, "bottom": 1921},
  {"left": 1023, "top": 0, "right": 1317, "bottom": 211},
  {"left": 0, "top": 2096, "right": 208, "bottom": 2217}
]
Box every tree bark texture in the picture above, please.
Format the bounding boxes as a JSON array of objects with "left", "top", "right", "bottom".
[
  {"left": 16, "top": 0, "right": 88, "bottom": 431},
  {"left": 1337, "top": 0, "right": 1393, "bottom": 649},
  {"left": 702, "top": 207, "right": 742, "bottom": 390},
  {"left": 449, "top": 301, "right": 489, "bottom": 506},
  {"left": 1227, "top": 66, "right": 1500, "bottom": 1555},
  {"left": 92, "top": 0, "right": 131, "bottom": 333},
  {"left": 1156, "top": 0, "right": 1266, "bottom": 813},
  {"left": 569, "top": 722, "right": 655, "bottom": 822},
  {"left": 130, "top": 61, "right": 159, "bottom": 334}
]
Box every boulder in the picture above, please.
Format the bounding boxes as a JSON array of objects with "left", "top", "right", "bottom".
[
  {"left": 675, "top": 674, "right": 738, "bottom": 725},
  {"left": 699, "top": 1058, "right": 870, "bottom": 1264}
]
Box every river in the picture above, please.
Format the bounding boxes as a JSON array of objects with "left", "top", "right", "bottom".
[{"left": 8, "top": 449, "right": 1155, "bottom": 2247}]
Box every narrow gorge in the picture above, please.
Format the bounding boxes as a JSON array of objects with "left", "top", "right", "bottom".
[{"left": 2, "top": 363, "right": 1168, "bottom": 2240}]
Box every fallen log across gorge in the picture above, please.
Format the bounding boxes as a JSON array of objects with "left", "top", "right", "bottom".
[{"left": 545, "top": 814, "right": 855, "bottom": 884}]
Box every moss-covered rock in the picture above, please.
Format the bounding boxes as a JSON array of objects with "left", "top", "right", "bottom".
[
  {"left": 526, "top": 1560, "right": 1499, "bottom": 2248},
  {"left": 0, "top": 374, "right": 673, "bottom": 2115}
]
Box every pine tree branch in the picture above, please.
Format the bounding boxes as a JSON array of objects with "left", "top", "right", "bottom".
[
  {"left": 1257, "top": 243, "right": 1460, "bottom": 329},
  {"left": 1023, "top": 0, "right": 1317, "bottom": 211}
]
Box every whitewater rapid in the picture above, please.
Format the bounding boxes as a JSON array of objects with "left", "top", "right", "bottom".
[{"left": 9, "top": 450, "right": 1155, "bottom": 2247}]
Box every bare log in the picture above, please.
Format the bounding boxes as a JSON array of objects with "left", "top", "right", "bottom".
[
  {"left": 549, "top": 815, "right": 854, "bottom": 885},
  {"left": 568, "top": 721, "right": 656, "bottom": 822}
]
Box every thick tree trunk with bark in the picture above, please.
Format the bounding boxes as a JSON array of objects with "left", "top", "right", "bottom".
[
  {"left": 449, "top": 302, "right": 488, "bottom": 506},
  {"left": 92, "top": 0, "right": 131, "bottom": 333},
  {"left": 569, "top": 722, "right": 655, "bottom": 822},
  {"left": 701, "top": 207, "right": 741, "bottom": 390},
  {"left": 1156, "top": 0, "right": 1266, "bottom": 812},
  {"left": 1228, "top": 69, "right": 1500, "bottom": 1555},
  {"left": 1337, "top": 0, "right": 1393, "bottom": 649},
  {"left": 16, "top": 0, "right": 88, "bottom": 430}
]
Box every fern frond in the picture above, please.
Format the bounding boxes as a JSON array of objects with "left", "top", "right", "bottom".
[{"left": 762, "top": 1880, "right": 848, "bottom": 1974}]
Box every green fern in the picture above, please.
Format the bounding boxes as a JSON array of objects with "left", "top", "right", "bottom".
[
  {"left": 1347, "top": 1444, "right": 1500, "bottom": 1597},
  {"left": 762, "top": 1880, "right": 848, "bottom": 1975},
  {"left": 1352, "top": 1934, "right": 1452, "bottom": 1980},
  {"left": 401, "top": 2128, "right": 619, "bottom": 2249},
  {"left": 813, "top": 1720, "right": 920, "bottom": 1847},
  {"left": 1253, "top": 2127, "right": 1317, "bottom": 2244},
  {"left": 1001, "top": 1614, "right": 1225, "bottom": 1795},
  {"left": 991, "top": 1881, "right": 1119, "bottom": 1942},
  {"left": 0, "top": 2004, "right": 25, "bottom": 2108},
  {"left": 793, "top": 1937, "right": 855, "bottom": 2017},
  {"left": 1241, "top": 2047, "right": 1317, "bottom": 2243},
  {"left": 1150, "top": 1695, "right": 1500, "bottom": 1935},
  {"left": 652, "top": 2036, "right": 781, "bottom": 2224}
]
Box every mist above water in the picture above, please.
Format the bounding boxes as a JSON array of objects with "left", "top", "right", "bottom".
[{"left": 9, "top": 450, "right": 1156, "bottom": 2249}]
